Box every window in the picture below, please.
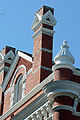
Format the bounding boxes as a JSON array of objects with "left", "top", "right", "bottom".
[
  {"left": 16, "top": 74, "right": 23, "bottom": 101},
  {"left": 14, "top": 74, "right": 23, "bottom": 103}
]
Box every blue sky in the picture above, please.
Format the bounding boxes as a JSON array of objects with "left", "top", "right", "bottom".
[{"left": 0, "top": 0, "right": 80, "bottom": 68}]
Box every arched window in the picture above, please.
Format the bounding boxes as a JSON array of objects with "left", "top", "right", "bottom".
[
  {"left": 13, "top": 74, "right": 23, "bottom": 104},
  {"left": 10, "top": 65, "right": 26, "bottom": 107},
  {"left": 16, "top": 74, "right": 23, "bottom": 102}
]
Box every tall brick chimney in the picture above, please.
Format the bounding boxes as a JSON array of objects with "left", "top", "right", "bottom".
[{"left": 32, "top": 6, "right": 57, "bottom": 83}]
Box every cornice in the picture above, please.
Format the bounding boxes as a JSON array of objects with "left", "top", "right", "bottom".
[
  {"left": 43, "top": 80, "right": 80, "bottom": 101},
  {"left": 53, "top": 64, "right": 80, "bottom": 76}
]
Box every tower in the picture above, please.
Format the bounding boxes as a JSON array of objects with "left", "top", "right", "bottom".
[{"left": 43, "top": 41, "right": 80, "bottom": 120}]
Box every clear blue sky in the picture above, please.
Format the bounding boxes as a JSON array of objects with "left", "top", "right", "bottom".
[{"left": 0, "top": 0, "right": 80, "bottom": 68}]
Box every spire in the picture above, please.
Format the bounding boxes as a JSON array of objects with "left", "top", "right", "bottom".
[{"left": 54, "top": 41, "right": 75, "bottom": 65}]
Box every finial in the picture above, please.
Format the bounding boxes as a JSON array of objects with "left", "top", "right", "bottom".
[
  {"left": 54, "top": 40, "right": 75, "bottom": 65},
  {"left": 61, "top": 40, "right": 69, "bottom": 48},
  {"left": 63, "top": 40, "right": 68, "bottom": 45}
]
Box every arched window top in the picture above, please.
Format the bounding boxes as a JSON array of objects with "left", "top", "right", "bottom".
[
  {"left": 15, "top": 73, "right": 23, "bottom": 84},
  {"left": 11, "top": 64, "right": 26, "bottom": 86}
]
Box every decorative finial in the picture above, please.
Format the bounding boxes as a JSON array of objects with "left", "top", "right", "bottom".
[
  {"left": 61, "top": 40, "right": 69, "bottom": 48},
  {"left": 63, "top": 40, "right": 68, "bottom": 45},
  {"left": 54, "top": 40, "right": 75, "bottom": 65}
]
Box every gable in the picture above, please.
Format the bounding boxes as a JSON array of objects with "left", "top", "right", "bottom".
[
  {"left": 42, "top": 10, "right": 57, "bottom": 25},
  {"left": 32, "top": 13, "right": 42, "bottom": 29},
  {"left": 2, "top": 51, "right": 32, "bottom": 92},
  {"left": 32, "top": 10, "right": 57, "bottom": 31},
  {"left": 4, "top": 50, "right": 15, "bottom": 64}
]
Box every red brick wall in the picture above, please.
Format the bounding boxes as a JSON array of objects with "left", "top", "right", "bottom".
[
  {"left": 54, "top": 68, "right": 73, "bottom": 81},
  {"left": 5, "top": 90, "right": 43, "bottom": 120},
  {"left": 54, "top": 68, "right": 80, "bottom": 120},
  {"left": 3, "top": 57, "right": 32, "bottom": 113},
  {"left": 3, "top": 92, "right": 11, "bottom": 114},
  {"left": 53, "top": 110, "right": 80, "bottom": 120}
]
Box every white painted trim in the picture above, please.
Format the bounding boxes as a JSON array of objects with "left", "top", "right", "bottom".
[
  {"left": 0, "top": 73, "right": 53, "bottom": 120},
  {"left": 18, "top": 51, "right": 32, "bottom": 63},
  {"left": 4, "top": 50, "right": 14, "bottom": 64},
  {"left": 52, "top": 105, "right": 80, "bottom": 117},
  {"left": 53, "top": 63, "right": 75, "bottom": 72},
  {"left": 32, "top": 10, "right": 57, "bottom": 31},
  {"left": 2, "top": 53, "right": 20, "bottom": 92},
  {"left": 0, "top": 52, "right": 4, "bottom": 67},
  {"left": 73, "top": 69, "right": 80, "bottom": 76},
  {"left": 2, "top": 50, "right": 32, "bottom": 92},
  {"left": 11, "top": 64, "right": 26, "bottom": 86},
  {"left": 52, "top": 105, "right": 74, "bottom": 113},
  {"left": 27, "top": 101, "right": 51, "bottom": 119},
  {"left": 32, "top": 65, "right": 52, "bottom": 74},
  {"left": 52, "top": 63, "right": 80, "bottom": 76},
  {"left": 4, "top": 66, "right": 9, "bottom": 72},
  {"left": 32, "top": 27, "right": 55, "bottom": 39},
  {"left": 4, "top": 87, "right": 11, "bottom": 96},
  {"left": 4, "top": 68, "right": 32, "bottom": 96},
  {"left": 0, "top": 66, "right": 9, "bottom": 73},
  {"left": 42, "top": 10, "right": 57, "bottom": 25},
  {"left": 43, "top": 80, "right": 80, "bottom": 102},
  {"left": 33, "top": 48, "right": 52, "bottom": 57}
]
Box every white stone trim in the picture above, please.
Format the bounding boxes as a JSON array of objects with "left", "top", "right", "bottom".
[
  {"left": 27, "top": 68, "right": 32, "bottom": 75},
  {"left": 18, "top": 51, "right": 32, "bottom": 63},
  {"left": 52, "top": 63, "right": 80, "bottom": 76},
  {"left": 2, "top": 50, "right": 32, "bottom": 92},
  {"left": 0, "top": 66, "right": 4, "bottom": 73},
  {"left": 43, "top": 80, "right": 80, "bottom": 101},
  {"left": 52, "top": 105, "right": 74, "bottom": 113},
  {"left": 73, "top": 69, "right": 80, "bottom": 76},
  {"left": 11, "top": 64, "right": 26, "bottom": 86},
  {"left": 73, "top": 98, "right": 79, "bottom": 111},
  {"left": 10, "top": 73, "right": 26, "bottom": 107},
  {"left": 4, "top": 68, "right": 32, "bottom": 96},
  {"left": 32, "top": 27, "right": 55, "bottom": 39},
  {"left": 0, "top": 73, "right": 53, "bottom": 120},
  {"left": 4, "top": 87, "right": 12, "bottom": 96},
  {"left": 32, "top": 65, "right": 52, "bottom": 74},
  {"left": 4, "top": 66, "right": 9, "bottom": 72},
  {"left": 53, "top": 63, "right": 75, "bottom": 72},
  {"left": 33, "top": 48, "right": 52, "bottom": 57},
  {"left": 0, "top": 66, "right": 9, "bottom": 73},
  {"left": 2, "top": 53, "right": 19, "bottom": 92},
  {"left": 42, "top": 10, "right": 57, "bottom": 24},
  {"left": 52, "top": 104, "right": 80, "bottom": 117},
  {"left": 27, "top": 101, "right": 52, "bottom": 120},
  {"left": 4, "top": 50, "right": 15, "bottom": 64},
  {"left": 0, "top": 52, "right": 4, "bottom": 67},
  {"left": 32, "top": 10, "right": 57, "bottom": 31}
]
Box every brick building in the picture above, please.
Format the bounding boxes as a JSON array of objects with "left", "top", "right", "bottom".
[{"left": 0, "top": 5, "right": 80, "bottom": 120}]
